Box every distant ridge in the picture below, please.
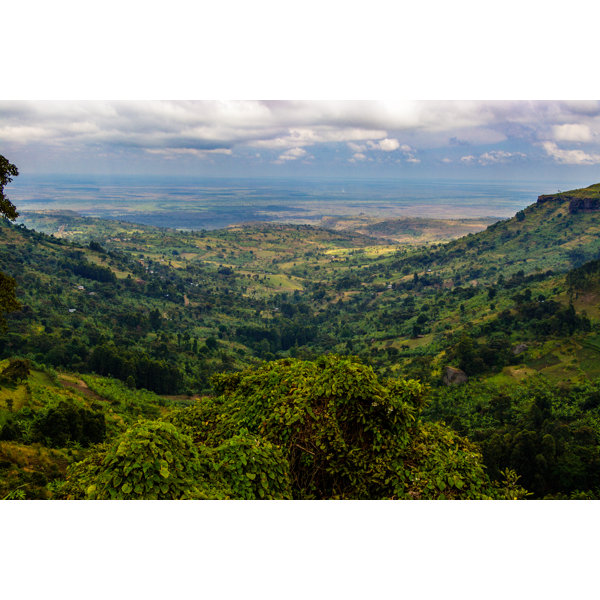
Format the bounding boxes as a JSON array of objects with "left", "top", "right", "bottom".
[{"left": 537, "top": 183, "right": 600, "bottom": 214}]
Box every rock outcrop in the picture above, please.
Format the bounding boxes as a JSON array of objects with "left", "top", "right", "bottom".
[
  {"left": 442, "top": 366, "right": 468, "bottom": 386},
  {"left": 512, "top": 343, "right": 528, "bottom": 355},
  {"left": 536, "top": 193, "right": 600, "bottom": 214},
  {"left": 567, "top": 197, "right": 600, "bottom": 214}
]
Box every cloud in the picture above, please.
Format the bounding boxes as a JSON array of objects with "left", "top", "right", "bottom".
[
  {"left": 348, "top": 138, "right": 414, "bottom": 162},
  {"left": 347, "top": 142, "right": 366, "bottom": 153},
  {"left": 394, "top": 144, "right": 419, "bottom": 163},
  {"left": 1, "top": 100, "right": 600, "bottom": 173},
  {"left": 448, "top": 129, "right": 507, "bottom": 146},
  {"left": 541, "top": 141, "right": 600, "bottom": 165},
  {"left": 145, "top": 148, "right": 232, "bottom": 159},
  {"left": 441, "top": 157, "right": 452, "bottom": 163},
  {"left": 0, "top": 124, "right": 56, "bottom": 142},
  {"left": 276, "top": 147, "right": 307, "bottom": 161},
  {"left": 273, "top": 147, "right": 313, "bottom": 164},
  {"left": 350, "top": 138, "right": 403, "bottom": 153},
  {"left": 477, "top": 150, "right": 526, "bottom": 165},
  {"left": 552, "top": 123, "right": 593, "bottom": 142},
  {"left": 251, "top": 126, "right": 386, "bottom": 150},
  {"left": 460, "top": 150, "right": 526, "bottom": 165},
  {"left": 367, "top": 138, "right": 400, "bottom": 152},
  {"left": 449, "top": 137, "right": 469, "bottom": 146}
]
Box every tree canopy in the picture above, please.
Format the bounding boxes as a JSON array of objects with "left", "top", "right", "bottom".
[
  {"left": 0, "top": 155, "right": 20, "bottom": 327},
  {"left": 0, "top": 154, "right": 19, "bottom": 221}
]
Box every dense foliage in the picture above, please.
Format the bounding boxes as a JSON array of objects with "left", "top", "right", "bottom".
[
  {"left": 0, "top": 155, "right": 20, "bottom": 328},
  {"left": 0, "top": 155, "right": 19, "bottom": 222},
  {"left": 425, "top": 377, "right": 600, "bottom": 498},
  {"left": 0, "top": 392, "right": 106, "bottom": 448},
  {"left": 170, "top": 356, "right": 524, "bottom": 499},
  {"left": 60, "top": 421, "right": 218, "bottom": 499}
]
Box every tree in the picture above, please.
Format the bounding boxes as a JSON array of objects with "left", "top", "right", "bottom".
[
  {"left": 33, "top": 401, "right": 106, "bottom": 448},
  {"left": 0, "top": 272, "right": 20, "bottom": 329},
  {"left": 0, "top": 154, "right": 19, "bottom": 221},
  {"left": 0, "top": 156, "right": 21, "bottom": 327},
  {"left": 1, "top": 358, "right": 31, "bottom": 383}
]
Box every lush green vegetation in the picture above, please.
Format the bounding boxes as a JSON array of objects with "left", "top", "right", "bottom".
[
  {"left": 57, "top": 355, "right": 524, "bottom": 500},
  {"left": 3, "top": 165, "right": 600, "bottom": 499},
  {"left": 425, "top": 377, "right": 600, "bottom": 498}
]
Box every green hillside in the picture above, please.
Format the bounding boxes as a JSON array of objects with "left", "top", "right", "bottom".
[
  {"left": 3, "top": 179, "right": 600, "bottom": 499},
  {"left": 6, "top": 183, "right": 600, "bottom": 392}
]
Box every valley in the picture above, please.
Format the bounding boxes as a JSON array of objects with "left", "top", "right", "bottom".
[{"left": 3, "top": 180, "right": 600, "bottom": 499}]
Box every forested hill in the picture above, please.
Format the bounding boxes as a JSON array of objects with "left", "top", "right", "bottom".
[{"left": 379, "top": 182, "right": 600, "bottom": 285}]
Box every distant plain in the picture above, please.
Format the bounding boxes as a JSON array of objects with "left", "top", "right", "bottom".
[{"left": 11, "top": 176, "right": 548, "bottom": 231}]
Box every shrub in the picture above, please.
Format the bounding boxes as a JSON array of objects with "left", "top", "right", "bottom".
[
  {"left": 61, "top": 421, "right": 227, "bottom": 499},
  {"left": 171, "top": 355, "right": 520, "bottom": 499},
  {"left": 1, "top": 358, "right": 31, "bottom": 383}
]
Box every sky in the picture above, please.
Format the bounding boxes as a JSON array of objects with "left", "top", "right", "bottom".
[{"left": 2, "top": 100, "right": 600, "bottom": 183}]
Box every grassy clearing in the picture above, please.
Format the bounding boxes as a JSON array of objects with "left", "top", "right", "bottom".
[{"left": 0, "top": 385, "right": 29, "bottom": 422}]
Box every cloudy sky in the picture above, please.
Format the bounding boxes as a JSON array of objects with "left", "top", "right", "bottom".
[{"left": 2, "top": 100, "right": 600, "bottom": 182}]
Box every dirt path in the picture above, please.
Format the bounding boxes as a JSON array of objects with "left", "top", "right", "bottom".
[{"left": 58, "top": 375, "right": 107, "bottom": 402}]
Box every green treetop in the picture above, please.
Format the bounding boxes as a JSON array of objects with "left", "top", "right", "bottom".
[
  {"left": 0, "top": 154, "right": 19, "bottom": 221},
  {"left": 0, "top": 155, "right": 21, "bottom": 327}
]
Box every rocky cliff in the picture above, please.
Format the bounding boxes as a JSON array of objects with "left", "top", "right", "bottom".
[{"left": 537, "top": 183, "right": 600, "bottom": 214}]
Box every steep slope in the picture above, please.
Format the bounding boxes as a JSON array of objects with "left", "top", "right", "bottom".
[{"left": 418, "top": 182, "right": 600, "bottom": 281}]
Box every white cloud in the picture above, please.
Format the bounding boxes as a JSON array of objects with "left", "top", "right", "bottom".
[
  {"left": 349, "top": 138, "right": 414, "bottom": 161},
  {"left": 552, "top": 123, "right": 593, "bottom": 142},
  {"left": 367, "top": 138, "right": 400, "bottom": 151},
  {"left": 349, "top": 152, "right": 367, "bottom": 162},
  {"left": 347, "top": 142, "right": 366, "bottom": 153},
  {"left": 0, "top": 124, "right": 57, "bottom": 143},
  {"left": 252, "top": 126, "right": 386, "bottom": 150},
  {"left": 477, "top": 150, "right": 526, "bottom": 165},
  {"left": 145, "top": 148, "right": 232, "bottom": 158},
  {"left": 406, "top": 157, "right": 421, "bottom": 163},
  {"left": 541, "top": 141, "right": 600, "bottom": 165},
  {"left": 459, "top": 150, "right": 526, "bottom": 165},
  {"left": 2, "top": 100, "right": 600, "bottom": 172},
  {"left": 441, "top": 157, "right": 452, "bottom": 163},
  {"left": 274, "top": 147, "right": 313, "bottom": 164}
]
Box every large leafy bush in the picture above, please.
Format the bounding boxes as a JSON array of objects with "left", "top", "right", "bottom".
[
  {"left": 61, "top": 421, "right": 225, "bottom": 499},
  {"left": 171, "top": 355, "right": 523, "bottom": 499},
  {"left": 61, "top": 422, "right": 291, "bottom": 500}
]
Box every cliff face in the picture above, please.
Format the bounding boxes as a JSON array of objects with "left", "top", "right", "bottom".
[
  {"left": 537, "top": 183, "right": 600, "bottom": 214},
  {"left": 567, "top": 197, "right": 600, "bottom": 214}
]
